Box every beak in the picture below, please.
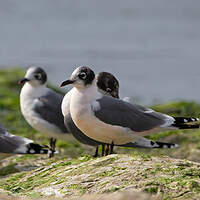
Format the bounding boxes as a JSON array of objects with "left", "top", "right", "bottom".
[
  {"left": 18, "top": 78, "right": 29, "bottom": 85},
  {"left": 60, "top": 79, "right": 75, "bottom": 87}
]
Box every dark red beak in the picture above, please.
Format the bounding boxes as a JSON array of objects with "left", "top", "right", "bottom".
[
  {"left": 18, "top": 78, "right": 29, "bottom": 85},
  {"left": 60, "top": 80, "right": 75, "bottom": 87}
]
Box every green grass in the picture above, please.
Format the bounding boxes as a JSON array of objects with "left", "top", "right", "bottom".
[
  {"left": 0, "top": 164, "right": 19, "bottom": 176},
  {"left": 152, "top": 101, "right": 200, "bottom": 117}
]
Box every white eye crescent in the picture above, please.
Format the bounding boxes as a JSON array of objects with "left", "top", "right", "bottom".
[
  {"left": 106, "top": 88, "right": 112, "bottom": 92},
  {"left": 79, "top": 72, "right": 87, "bottom": 79},
  {"left": 34, "top": 73, "right": 42, "bottom": 80}
]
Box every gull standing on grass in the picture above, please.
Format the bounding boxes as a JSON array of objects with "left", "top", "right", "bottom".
[
  {"left": 62, "top": 71, "right": 120, "bottom": 156},
  {"left": 61, "top": 66, "right": 199, "bottom": 154},
  {"left": 19, "top": 66, "right": 69, "bottom": 158},
  {"left": 62, "top": 71, "right": 180, "bottom": 157}
]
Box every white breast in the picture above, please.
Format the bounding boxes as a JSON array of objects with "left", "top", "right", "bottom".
[
  {"left": 61, "top": 89, "right": 73, "bottom": 116},
  {"left": 69, "top": 86, "right": 137, "bottom": 145},
  {"left": 20, "top": 83, "right": 65, "bottom": 138}
]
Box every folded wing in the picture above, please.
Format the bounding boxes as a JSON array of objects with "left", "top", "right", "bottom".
[
  {"left": 94, "top": 96, "right": 174, "bottom": 132},
  {"left": 33, "top": 90, "right": 68, "bottom": 133}
]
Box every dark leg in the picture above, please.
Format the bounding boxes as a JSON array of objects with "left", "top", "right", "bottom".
[
  {"left": 49, "top": 137, "right": 57, "bottom": 158},
  {"left": 93, "top": 146, "right": 99, "bottom": 157},
  {"left": 110, "top": 141, "right": 114, "bottom": 154},
  {"left": 101, "top": 144, "right": 105, "bottom": 157},
  {"left": 105, "top": 144, "right": 110, "bottom": 156}
]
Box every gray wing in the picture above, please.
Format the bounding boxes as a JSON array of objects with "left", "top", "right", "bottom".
[
  {"left": 94, "top": 96, "right": 172, "bottom": 132},
  {"left": 0, "top": 125, "right": 32, "bottom": 153},
  {"left": 64, "top": 114, "right": 177, "bottom": 149},
  {"left": 33, "top": 90, "right": 68, "bottom": 133}
]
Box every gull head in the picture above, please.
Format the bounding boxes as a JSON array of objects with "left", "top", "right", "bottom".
[
  {"left": 96, "top": 72, "right": 119, "bottom": 99},
  {"left": 60, "top": 66, "right": 95, "bottom": 89},
  {"left": 18, "top": 66, "right": 47, "bottom": 87}
]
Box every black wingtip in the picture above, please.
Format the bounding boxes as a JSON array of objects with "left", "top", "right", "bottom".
[
  {"left": 153, "top": 141, "right": 179, "bottom": 148},
  {"left": 27, "top": 143, "right": 56, "bottom": 154},
  {"left": 173, "top": 117, "right": 200, "bottom": 129},
  {"left": 173, "top": 124, "right": 200, "bottom": 129},
  {"left": 174, "top": 117, "right": 200, "bottom": 124}
]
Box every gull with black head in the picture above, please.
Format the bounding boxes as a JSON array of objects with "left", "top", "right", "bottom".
[
  {"left": 62, "top": 71, "right": 120, "bottom": 156},
  {"left": 61, "top": 66, "right": 198, "bottom": 152},
  {"left": 62, "top": 71, "right": 180, "bottom": 157},
  {"left": 19, "top": 66, "right": 69, "bottom": 157}
]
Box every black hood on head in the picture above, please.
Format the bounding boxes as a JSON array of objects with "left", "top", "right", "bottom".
[
  {"left": 78, "top": 66, "right": 95, "bottom": 85},
  {"left": 32, "top": 67, "right": 47, "bottom": 84},
  {"left": 97, "top": 72, "right": 119, "bottom": 98}
]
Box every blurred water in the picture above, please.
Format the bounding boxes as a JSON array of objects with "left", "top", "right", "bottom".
[{"left": 0, "top": 0, "right": 200, "bottom": 104}]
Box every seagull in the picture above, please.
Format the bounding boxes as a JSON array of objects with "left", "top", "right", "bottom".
[
  {"left": 0, "top": 125, "right": 52, "bottom": 154},
  {"left": 61, "top": 66, "right": 197, "bottom": 154},
  {"left": 62, "top": 71, "right": 120, "bottom": 156},
  {"left": 62, "top": 72, "right": 179, "bottom": 157},
  {"left": 19, "top": 66, "right": 69, "bottom": 157}
]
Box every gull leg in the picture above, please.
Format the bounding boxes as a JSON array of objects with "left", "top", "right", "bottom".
[
  {"left": 93, "top": 146, "right": 99, "bottom": 157},
  {"left": 105, "top": 144, "right": 110, "bottom": 156},
  {"left": 49, "top": 137, "right": 57, "bottom": 158},
  {"left": 110, "top": 141, "right": 114, "bottom": 154},
  {"left": 101, "top": 144, "right": 105, "bottom": 156}
]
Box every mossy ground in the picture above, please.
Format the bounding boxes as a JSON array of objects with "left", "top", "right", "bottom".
[
  {"left": 0, "top": 68, "right": 200, "bottom": 199},
  {"left": 1, "top": 154, "right": 200, "bottom": 199}
]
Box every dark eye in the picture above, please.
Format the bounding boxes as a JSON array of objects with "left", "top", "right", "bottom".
[
  {"left": 79, "top": 72, "right": 87, "bottom": 79},
  {"left": 34, "top": 74, "right": 42, "bottom": 80},
  {"left": 106, "top": 88, "right": 112, "bottom": 92}
]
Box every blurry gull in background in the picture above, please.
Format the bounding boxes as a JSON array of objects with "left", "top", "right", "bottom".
[
  {"left": 19, "top": 66, "right": 69, "bottom": 158},
  {"left": 0, "top": 125, "right": 52, "bottom": 155}
]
